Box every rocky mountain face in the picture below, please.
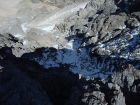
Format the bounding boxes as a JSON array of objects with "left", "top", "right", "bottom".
[
  {"left": 1, "top": 47, "right": 140, "bottom": 105},
  {"left": 0, "top": 0, "right": 140, "bottom": 105}
]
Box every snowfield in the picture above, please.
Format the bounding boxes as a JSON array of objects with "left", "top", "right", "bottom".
[{"left": 33, "top": 36, "right": 113, "bottom": 80}]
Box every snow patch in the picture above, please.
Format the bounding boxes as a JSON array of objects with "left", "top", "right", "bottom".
[
  {"left": 14, "top": 34, "right": 24, "bottom": 39},
  {"left": 119, "top": 25, "right": 126, "bottom": 29},
  {"left": 21, "top": 23, "right": 28, "bottom": 33},
  {"left": 53, "top": 44, "right": 58, "bottom": 49},
  {"left": 33, "top": 42, "right": 113, "bottom": 80},
  {"left": 67, "top": 42, "right": 73, "bottom": 50},
  {"left": 23, "top": 40, "right": 27, "bottom": 45},
  {"left": 41, "top": 25, "right": 55, "bottom": 32}
]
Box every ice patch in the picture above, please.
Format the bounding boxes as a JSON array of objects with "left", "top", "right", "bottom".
[
  {"left": 119, "top": 25, "right": 126, "bottom": 29},
  {"left": 14, "top": 34, "right": 24, "bottom": 39},
  {"left": 33, "top": 44, "right": 114, "bottom": 80},
  {"left": 23, "top": 40, "right": 27, "bottom": 45},
  {"left": 137, "top": 23, "right": 140, "bottom": 26},
  {"left": 21, "top": 23, "right": 28, "bottom": 33},
  {"left": 67, "top": 42, "right": 73, "bottom": 50},
  {"left": 110, "top": 55, "right": 117, "bottom": 58},
  {"left": 99, "top": 44, "right": 104, "bottom": 48},
  {"left": 120, "top": 55, "right": 128, "bottom": 59},
  {"left": 41, "top": 25, "right": 55, "bottom": 32},
  {"left": 53, "top": 44, "right": 58, "bottom": 49}
]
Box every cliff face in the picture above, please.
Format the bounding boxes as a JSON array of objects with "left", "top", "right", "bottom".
[
  {"left": 0, "top": 0, "right": 140, "bottom": 105},
  {"left": 1, "top": 47, "right": 140, "bottom": 105}
]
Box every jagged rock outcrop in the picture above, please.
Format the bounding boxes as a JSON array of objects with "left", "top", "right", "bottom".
[
  {"left": 1, "top": 42, "right": 140, "bottom": 105},
  {"left": 80, "top": 77, "right": 126, "bottom": 105},
  {"left": 109, "top": 64, "right": 140, "bottom": 105},
  {"left": 0, "top": 57, "right": 53, "bottom": 105},
  {"left": 0, "top": 48, "right": 127, "bottom": 105},
  {"left": 0, "top": 0, "right": 140, "bottom": 105},
  {"left": 0, "top": 34, "right": 42, "bottom": 57},
  {"left": 65, "top": 0, "right": 140, "bottom": 61}
]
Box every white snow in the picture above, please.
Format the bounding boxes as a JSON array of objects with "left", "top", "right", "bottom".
[
  {"left": 21, "top": 23, "right": 28, "bottom": 33},
  {"left": 14, "top": 34, "right": 24, "bottom": 39},
  {"left": 119, "top": 25, "right": 126, "bottom": 29},
  {"left": 23, "top": 40, "right": 27, "bottom": 45},
  {"left": 119, "top": 55, "right": 128, "bottom": 59},
  {"left": 41, "top": 25, "right": 55, "bottom": 32},
  {"left": 99, "top": 44, "right": 104, "bottom": 48},
  {"left": 135, "top": 23, "right": 140, "bottom": 27},
  {"left": 53, "top": 44, "right": 58, "bottom": 49},
  {"left": 32, "top": 38, "right": 113, "bottom": 80},
  {"left": 66, "top": 42, "right": 73, "bottom": 50}
]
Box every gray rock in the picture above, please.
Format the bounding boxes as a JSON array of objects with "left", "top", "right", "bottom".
[
  {"left": 99, "top": 0, "right": 117, "bottom": 15},
  {"left": 107, "top": 15, "right": 127, "bottom": 31},
  {"left": 131, "top": 12, "right": 140, "bottom": 21},
  {"left": 0, "top": 60, "right": 52, "bottom": 105},
  {"left": 87, "top": 36, "right": 98, "bottom": 45},
  {"left": 126, "top": 18, "right": 140, "bottom": 28},
  {"left": 109, "top": 64, "right": 140, "bottom": 105}
]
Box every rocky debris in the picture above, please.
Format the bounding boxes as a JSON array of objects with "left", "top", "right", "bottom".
[
  {"left": 1, "top": 48, "right": 139, "bottom": 105},
  {"left": 0, "top": 46, "right": 131, "bottom": 105},
  {"left": 131, "top": 12, "right": 140, "bottom": 21},
  {"left": 42, "top": 63, "right": 140, "bottom": 105},
  {"left": 0, "top": 48, "right": 130, "bottom": 105},
  {"left": 126, "top": 18, "right": 140, "bottom": 28},
  {"left": 0, "top": 33, "right": 42, "bottom": 57},
  {"left": 55, "top": 0, "right": 117, "bottom": 34},
  {"left": 54, "top": 23, "right": 71, "bottom": 33},
  {"left": 80, "top": 77, "right": 126, "bottom": 105},
  {"left": 109, "top": 64, "right": 140, "bottom": 105},
  {"left": 0, "top": 40, "right": 140, "bottom": 105},
  {"left": 1, "top": 47, "right": 140, "bottom": 105},
  {"left": 91, "top": 24, "right": 140, "bottom": 59},
  {"left": 66, "top": 1, "right": 127, "bottom": 50},
  {"left": 97, "top": 0, "right": 117, "bottom": 15},
  {"left": 64, "top": 0, "right": 140, "bottom": 61}
]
